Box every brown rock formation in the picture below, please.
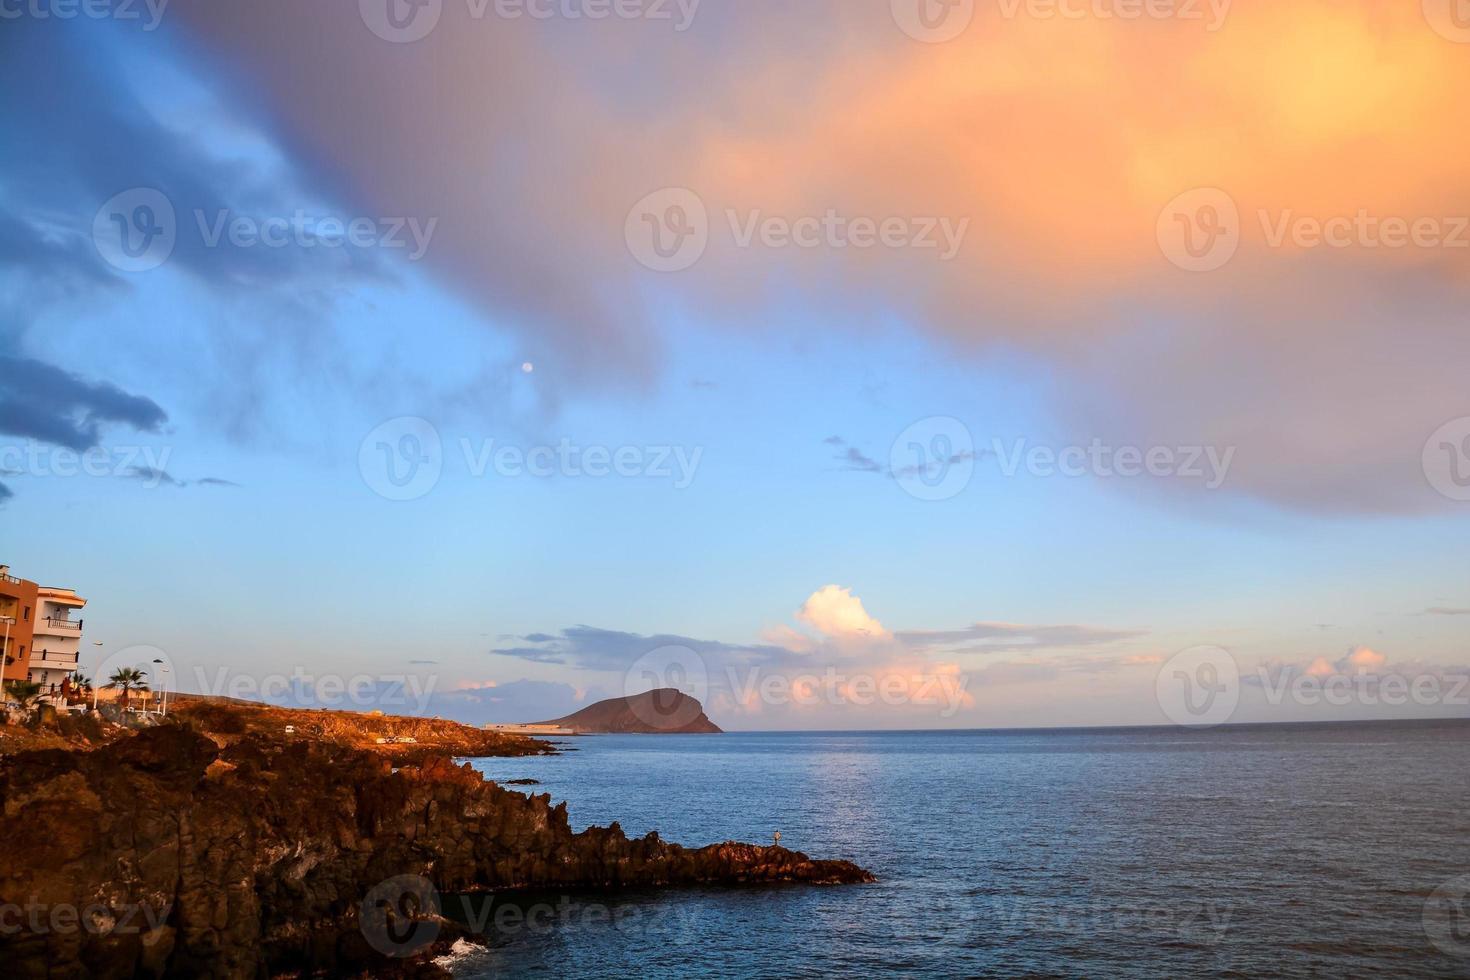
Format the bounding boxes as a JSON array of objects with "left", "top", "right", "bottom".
[
  {"left": 537, "top": 688, "right": 723, "bottom": 733},
  {"left": 0, "top": 724, "right": 870, "bottom": 978}
]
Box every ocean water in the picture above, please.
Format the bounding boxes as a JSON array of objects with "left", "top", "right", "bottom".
[{"left": 454, "top": 721, "right": 1470, "bottom": 978}]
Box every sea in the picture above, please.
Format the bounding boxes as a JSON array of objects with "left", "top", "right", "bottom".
[{"left": 448, "top": 720, "right": 1470, "bottom": 978}]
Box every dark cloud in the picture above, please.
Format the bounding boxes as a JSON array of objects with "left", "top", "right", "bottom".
[
  {"left": 826, "top": 434, "right": 986, "bottom": 479},
  {"left": 120, "top": 466, "right": 240, "bottom": 489},
  {"left": 0, "top": 356, "right": 167, "bottom": 452},
  {"left": 499, "top": 618, "right": 1144, "bottom": 675},
  {"left": 839, "top": 446, "right": 884, "bottom": 473},
  {"left": 122, "top": 466, "right": 181, "bottom": 487},
  {"left": 0, "top": 22, "right": 395, "bottom": 312},
  {"left": 493, "top": 625, "right": 787, "bottom": 672}
]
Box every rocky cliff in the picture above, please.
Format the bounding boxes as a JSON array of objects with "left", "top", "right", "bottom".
[
  {"left": 0, "top": 724, "right": 869, "bottom": 977},
  {"left": 537, "top": 688, "right": 723, "bottom": 733}
]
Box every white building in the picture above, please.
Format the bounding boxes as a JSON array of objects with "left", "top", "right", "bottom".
[{"left": 29, "top": 586, "right": 85, "bottom": 692}]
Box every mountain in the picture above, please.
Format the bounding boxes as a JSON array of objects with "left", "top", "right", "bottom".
[{"left": 537, "top": 689, "right": 723, "bottom": 734}]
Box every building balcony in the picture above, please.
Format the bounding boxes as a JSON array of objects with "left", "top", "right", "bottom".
[
  {"left": 30, "top": 650, "right": 79, "bottom": 666},
  {"left": 40, "top": 617, "right": 82, "bottom": 633}
]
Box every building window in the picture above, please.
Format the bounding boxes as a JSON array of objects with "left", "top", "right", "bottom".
[{"left": 23, "top": 606, "right": 30, "bottom": 621}]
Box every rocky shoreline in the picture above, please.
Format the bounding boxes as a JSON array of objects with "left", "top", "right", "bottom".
[{"left": 0, "top": 709, "right": 873, "bottom": 977}]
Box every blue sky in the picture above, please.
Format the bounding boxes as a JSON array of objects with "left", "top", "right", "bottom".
[{"left": 2, "top": 6, "right": 1468, "bottom": 729}]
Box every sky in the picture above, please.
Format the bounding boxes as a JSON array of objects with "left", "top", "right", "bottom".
[{"left": 1, "top": 0, "right": 1467, "bottom": 730}]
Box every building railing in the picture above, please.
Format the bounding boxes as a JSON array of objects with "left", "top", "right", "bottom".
[
  {"left": 42, "top": 617, "right": 82, "bottom": 632},
  {"left": 0, "top": 573, "right": 19, "bottom": 585},
  {"left": 32, "top": 650, "right": 79, "bottom": 666}
]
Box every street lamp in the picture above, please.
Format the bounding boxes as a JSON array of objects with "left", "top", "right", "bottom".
[
  {"left": 1, "top": 615, "right": 15, "bottom": 707},
  {"left": 152, "top": 659, "right": 170, "bottom": 717},
  {"left": 92, "top": 641, "right": 104, "bottom": 712}
]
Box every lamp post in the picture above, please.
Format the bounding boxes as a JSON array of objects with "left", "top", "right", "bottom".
[
  {"left": 1, "top": 615, "right": 14, "bottom": 708},
  {"left": 152, "top": 659, "right": 170, "bottom": 717},
  {"left": 92, "top": 641, "right": 104, "bottom": 712}
]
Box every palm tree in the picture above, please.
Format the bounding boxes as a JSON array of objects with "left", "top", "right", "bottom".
[
  {"left": 3, "top": 680, "right": 43, "bottom": 712},
  {"left": 106, "top": 667, "right": 149, "bottom": 711}
]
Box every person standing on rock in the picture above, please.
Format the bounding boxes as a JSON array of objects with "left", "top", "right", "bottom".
[{"left": 773, "top": 831, "right": 781, "bottom": 848}]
